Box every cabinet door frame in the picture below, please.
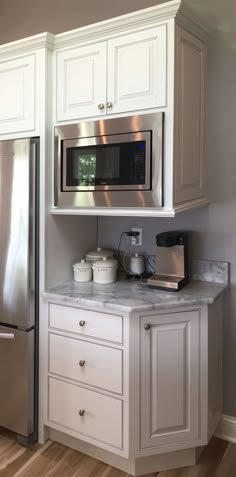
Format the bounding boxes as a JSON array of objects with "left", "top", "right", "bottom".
[
  {"left": 140, "top": 308, "right": 207, "bottom": 450},
  {"left": 56, "top": 41, "right": 107, "bottom": 121},
  {"left": 107, "top": 25, "right": 167, "bottom": 115}
]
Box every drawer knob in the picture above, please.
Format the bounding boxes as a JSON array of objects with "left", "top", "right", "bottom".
[
  {"left": 79, "top": 360, "right": 85, "bottom": 367},
  {"left": 144, "top": 323, "right": 151, "bottom": 331},
  {"left": 78, "top": 409, "right": 85, "bottom": 417},
  {"left": 79, "top": 320, "right": 85, "bottom": 327}
]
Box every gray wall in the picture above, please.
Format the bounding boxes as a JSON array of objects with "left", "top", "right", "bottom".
[{"left": 0, "top": 1, "right": 236, "bottom": 417}]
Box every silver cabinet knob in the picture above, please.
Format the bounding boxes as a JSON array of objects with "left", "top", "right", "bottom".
[
  {"left": 98, "top": 103, "right": 105, "bottom": 110},
  {"left": 78, "top": 409, "right": 85, "bottom": 416},
  {"left": 144, "top": 323, "right": 151, "bottom": 330},
  {"left": 79, "top": 360, "right": 85, "bottom": 367},
  {"left": 79, "top": 320, "right": 85, "bottom": 327},
  {"left": 106, "top": 101, "right": 113, "bottom": 109}
]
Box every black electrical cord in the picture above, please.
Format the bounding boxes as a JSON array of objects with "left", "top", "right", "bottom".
[
  {"left": 117, "top": 232, "right": 129, "bottom": 270},
  {"left": 117, "top": 231, "right": 140, "bottom": 270}
]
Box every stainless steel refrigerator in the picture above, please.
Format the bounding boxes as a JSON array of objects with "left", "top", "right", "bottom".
[{"left": 0, "top": 138, "right": 39, "bottom": 445}]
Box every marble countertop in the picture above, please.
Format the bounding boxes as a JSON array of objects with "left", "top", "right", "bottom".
[{"left": 42, "top": 278, "right": 227, "bottom": 313}]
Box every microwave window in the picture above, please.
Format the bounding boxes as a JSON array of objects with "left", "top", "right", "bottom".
[{"left": 65, "top": 140, "right": 146, "bottom": 188}]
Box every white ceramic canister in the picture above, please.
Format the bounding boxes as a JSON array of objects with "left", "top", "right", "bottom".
[
  {"left": 129, "top": 253, "right": 145, "bottom": 275},
  {"left": 73, "top": 260, "right": 92, "bottom": 282},
  {"left": 92, "top": 257, "right": 118, "bottom": 284},
  {"left": 85, "top": 247, "right": 114, "bottom": 263}
]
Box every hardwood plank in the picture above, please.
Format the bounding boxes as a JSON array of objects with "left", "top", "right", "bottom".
[
  {"left": 0, "top": 428, "right": 233, "bottom": 477},
  {"left": 158, "top": 438, "right": 229, "bottom": 477},
  {"left": 214, "top": 443, "right": 236, "bottom": 477}
]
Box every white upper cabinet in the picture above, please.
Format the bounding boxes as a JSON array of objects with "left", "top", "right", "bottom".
[
  {"left": 56, "top": 26, "right": 166, "bottom": 121},
  {"left": 0, "top": 55, "right": 35, "bottom": 135},
  {"left": 56, "top": 42, "right": 107, "bottom": 121},
  {"left": 0, "top": 33, "right": 53, "bottom": 139},
  {"left": 51, "top": 2, "right": 210, "bottom": 215}
]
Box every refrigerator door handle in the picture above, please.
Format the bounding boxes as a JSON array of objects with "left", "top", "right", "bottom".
[{"left": 0, "top": 333, "right": 15, "bottom": 339}]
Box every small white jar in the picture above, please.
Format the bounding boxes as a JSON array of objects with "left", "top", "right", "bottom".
[
  {"left": 92, "top": 257, "right": 118, "bottom": 284},
  {"left": 73, "top": 260, "right": 92, "bottom": 282},
  {"left": 129, "top": 253, "right": 145, "bottom": 275}
]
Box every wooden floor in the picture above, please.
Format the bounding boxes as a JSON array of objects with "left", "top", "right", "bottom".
[{"left": 0, "top": 428, "right": 234, "bottom": 476}]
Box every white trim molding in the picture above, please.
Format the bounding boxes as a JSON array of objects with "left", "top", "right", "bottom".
[
  {"left": 54, "top": 0, "right": 210, "bottom": 50},
  {"left": 215, "top": 415, "right": 236, "bottom": 444},
  {"left": 0, "top": 33, "right": 54, "bottom": 59}
]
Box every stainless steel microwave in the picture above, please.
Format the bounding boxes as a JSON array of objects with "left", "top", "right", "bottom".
[{"left": 54, "top": 112, "right": 163, "bottom": 208}]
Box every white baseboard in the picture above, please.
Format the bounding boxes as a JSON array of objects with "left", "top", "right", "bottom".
[{"left": 215, "top": 414, "right": 236, "bottom": 444}]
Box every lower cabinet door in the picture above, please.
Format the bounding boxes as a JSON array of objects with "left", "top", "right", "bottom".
[
  {"left": 48, "top": 377, "right": 123, "bottom": 449},
  {"left": 140, "top": 311, "right": 200, "bottom": 448}
]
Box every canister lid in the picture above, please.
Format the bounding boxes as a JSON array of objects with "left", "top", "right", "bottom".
[
  {"left": 73, "top": 260, "right": 92, "bottom": 270},
  {"left": 93, "top": 257, "right": 118, "bottom": 268},
  {"left": 130, "top": 253, "right": 145, "bottom": 263},
  {"left": 86, "top": 248, "right": 114, "bottom": 260}
]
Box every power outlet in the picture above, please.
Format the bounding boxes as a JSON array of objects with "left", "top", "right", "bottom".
[{"left": 131, "top": 228, "right": 142, "bottom": 246}]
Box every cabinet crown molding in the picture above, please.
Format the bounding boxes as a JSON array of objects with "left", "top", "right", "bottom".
[
  {"left": 0, "top": 32, "right": 54, "bottom": 59},
  {"left": 54, "top": 0, "right": 210, "bottom": 50}
]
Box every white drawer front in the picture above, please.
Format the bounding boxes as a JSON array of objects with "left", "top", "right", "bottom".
[
  {"left": 49, "top": 304, "right": 123, "bottom": 343},
  {"left": 48, "top": 377, "right": 123, "bottom": 449},
  {"left": 49, "top": 333, "right": 123, "bottom": 394}
]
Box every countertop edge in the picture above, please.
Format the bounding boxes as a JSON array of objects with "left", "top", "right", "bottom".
[{"left": 42, "top": 280, "right": 227, "bottom": 313}]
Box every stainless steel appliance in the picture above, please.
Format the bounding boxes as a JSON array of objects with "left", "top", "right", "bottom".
[
  {"left": 147, "top": 231, "right": 189, "bottom": 291},
  {"left": 0, "top": 138, "right": 39, "bottom": 445},
  {"left": 55, "top": 112, "right": 163, "bottom": 208}
]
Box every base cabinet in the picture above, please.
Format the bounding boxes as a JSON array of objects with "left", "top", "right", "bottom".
[{"left": 42, "top": 299, "right": 222, "bottom": 474}]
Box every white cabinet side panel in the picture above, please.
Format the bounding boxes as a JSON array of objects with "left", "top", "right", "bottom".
[{"left": 174, "top": 26, "right": 206, "bottom": 205}]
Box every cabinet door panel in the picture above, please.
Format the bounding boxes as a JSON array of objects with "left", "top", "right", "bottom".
[
  {"left": 108, "top": 26, "right": 166, "bottom": 114},
  {"left": 56, "top": 42, "right": 107, "bottom": 121},
  {"left": 141, "top": 311, "right": 200, "bottom": 448},
  {"left": 0, "top": 55, "right": 35, "bottom": 134}
]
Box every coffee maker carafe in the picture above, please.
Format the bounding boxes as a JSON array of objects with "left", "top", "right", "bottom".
[{"left": 147, "top": 231, "right": 188, "bottom": 291}]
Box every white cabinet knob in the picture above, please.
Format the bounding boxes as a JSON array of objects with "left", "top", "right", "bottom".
[
  {"left": 106, "top": 101, "right": 113, "bottom": 109},
  {"left": 98, "top": 103, "right": 105, "bottom": 110}
]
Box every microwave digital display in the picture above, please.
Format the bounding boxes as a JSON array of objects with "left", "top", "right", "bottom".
[{"left": 65, "top": 140, "right": 146, "bottom": 189}]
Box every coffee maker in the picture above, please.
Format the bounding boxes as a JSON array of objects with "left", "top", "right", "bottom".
[{"left": 147, "top": 231, "right": 189, "bottom": 291}]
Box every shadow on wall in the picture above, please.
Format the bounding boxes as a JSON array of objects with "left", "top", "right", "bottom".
[{"left": 98, "top": 30, "right": 236, "bottom": 417}]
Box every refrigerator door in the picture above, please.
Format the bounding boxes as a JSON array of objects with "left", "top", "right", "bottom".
[
  {"left": 0, "top": 325, "right": 34, "bottom": 436},
  {"left": 0, "top": 139, "right": 37, "bottom": 329}
]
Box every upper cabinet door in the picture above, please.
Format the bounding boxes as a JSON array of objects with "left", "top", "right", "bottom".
[
  {"left": 107, "top": 26, "right": 167, "bottom": 115},
  {"left": 0, "top": 55, "right": 35, "bottom": 135},
  {"left": 140, "top": 310, "right": 200, "bottom": 449},
  {"left": 56, "top": 42, "right": 107, "bottom": 122}
]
